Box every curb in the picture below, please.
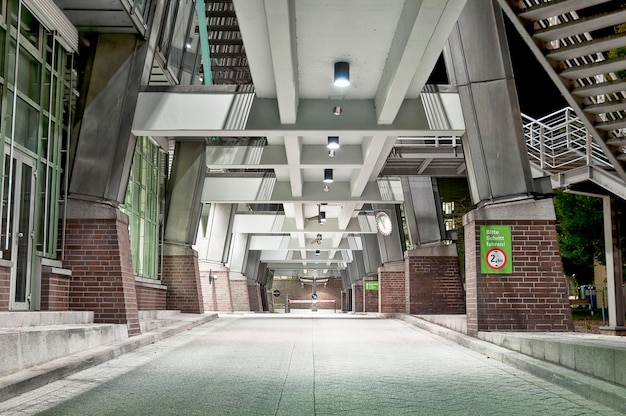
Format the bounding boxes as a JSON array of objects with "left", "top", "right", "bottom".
[{"left": 398, "top": 314, "right": 626, "bottom": 414}]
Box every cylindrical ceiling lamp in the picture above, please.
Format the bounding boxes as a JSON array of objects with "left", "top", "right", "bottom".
[
  {"left": 323, "top": 168, "right": 334, "bottom": 183},
  {"left": 333, "top": 61, "right": 350, "bottom": 87},
  {"left": 327, "top": 136, "right": 340, "bottom": 150}
]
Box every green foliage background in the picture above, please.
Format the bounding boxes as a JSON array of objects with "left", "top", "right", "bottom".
[{"left": 553, "top": 190, "right": 605, "bottom": 281}]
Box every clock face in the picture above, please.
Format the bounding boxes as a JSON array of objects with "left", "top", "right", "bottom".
[{"left": 375, "top": 212, "right": 392, "bottom": 236}]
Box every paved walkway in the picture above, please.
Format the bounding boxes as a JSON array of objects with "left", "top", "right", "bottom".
[{"left": 0, "top": 312, "right": 623, "bottom": 415}]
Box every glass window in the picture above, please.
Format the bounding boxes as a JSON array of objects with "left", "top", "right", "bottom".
[
  {"left": 18, "top": 48, "right": 41, "bottom": 104},
  {"left": 121, "top": 137, "right": 164, "bottom": 280},
  {"left": 19, "top": 4, "right": 40, "bottom": 49}
]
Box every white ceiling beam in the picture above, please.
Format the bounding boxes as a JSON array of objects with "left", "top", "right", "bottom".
[
  {"left": 264, "top": 0, "right": 299, "bottom": 123},
  {"left": 350, "top": 136, "right": 397, "bottom": 197},
  {"left": 283, "top": 136, "right": 303, "bottom": 196},
  {"left": 375, "top": 0, "right": 467, "bottom": 124}
]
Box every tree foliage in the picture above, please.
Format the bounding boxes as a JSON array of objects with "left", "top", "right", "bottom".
[{"left": 553, "top": 189, "right": 605, "bottom": 270}]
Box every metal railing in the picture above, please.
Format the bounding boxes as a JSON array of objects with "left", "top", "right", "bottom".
[{"left": 522, "top": 107, "right": 613, "bottom": 174}]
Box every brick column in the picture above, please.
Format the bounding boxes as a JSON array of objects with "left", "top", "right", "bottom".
[
  {"left": 464, "top": 199, "right": 573, "bottom": 336},
  {"left": 406, "top": 244, "right": 465, "bottom": 314},
  {"left": 0, "top": 261, "right": 10, "bottom": 311},
  {"left": 379, "top": 262, "right": 405, "bottom": 313},
  {"left": 248, "top": 281, "right": 262, "bottom": 311},
  {"left": 199, "top": 264, "right": 232, "bottom": 312},
  {"left": 63, "top": 200, "right": 140, "bottom": 335},
  {"left": 230, "top": 277, "right": 251, "bottom": 311},
  {"left": 352, "top": 282, "right": 364, "bottom": 312},
  {"left": 161, "top": 243, "right": 204, "bottom": 313}
]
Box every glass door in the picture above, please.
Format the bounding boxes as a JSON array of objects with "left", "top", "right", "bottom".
[{"left": 2, "top": 149, "right": 36, "bottom": 310}]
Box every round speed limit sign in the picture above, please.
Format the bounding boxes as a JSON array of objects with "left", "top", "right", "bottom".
[{"left": 486, "top": 248, "right": 507, "bottom": 270}]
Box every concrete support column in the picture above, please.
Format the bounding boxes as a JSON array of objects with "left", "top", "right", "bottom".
[
  {"left": 446, "top": 0, "right": 535, "bottom": 205},
  {"left": 402, "top": 177, "right": 446, "bottom": 245},
  {"left": 161, "top": 141, "right": 207, "bottom": 313},
  {"left": 463, "top": 199, "right": 573, "bottom": 336},
  {"left": 378, "top": 263, "right": 405, "bottom": 313},
  {"left": 406, "top": 245, "right": 465, "bottom": 314},
  {"left": 226, "top": 233, "right": 251, "bottom": 311},
  {"left": 63, "top": 199, "right": 140, "bottom": 335},
  {"left": 600, "top": 196, "right": 626, "bottom": 335}
]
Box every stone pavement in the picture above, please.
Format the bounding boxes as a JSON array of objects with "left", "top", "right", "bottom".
[{"left": 1, "top": 311, "right": 624, "bottom": 415}]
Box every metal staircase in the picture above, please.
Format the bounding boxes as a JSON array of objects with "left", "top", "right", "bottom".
[
  {"left": 498, "top": 0, "right": 626, "bottom": 186},
  {"left": 523, "top": 107, "right": 626, "bottom": 199}
]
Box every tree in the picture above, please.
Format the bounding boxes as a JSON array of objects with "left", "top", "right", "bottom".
[{"left": 553, "top": 189, "right": 605, "bottom": 284}]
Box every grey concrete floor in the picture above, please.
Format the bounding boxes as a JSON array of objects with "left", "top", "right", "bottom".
[{"left": 0, "top": 312, "right": 622, "bottom": 416}]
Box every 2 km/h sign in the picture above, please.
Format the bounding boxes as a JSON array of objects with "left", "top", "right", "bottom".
[{"left": 480, "top": 225, "right": 512, "bottom": 274}]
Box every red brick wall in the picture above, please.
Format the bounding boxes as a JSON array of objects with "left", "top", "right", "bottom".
[
  {"left": 40, "top": 269, "right": 71, "bottom": 311},
  {"left": 161, "top": 254, "right": 204, "bottom": 313},
  {"left": 135, "top": 283, "right": 167, "bottom": 310},
  {"left": 230, "top": 279, "right": 250, "bottom": 311},
  {"left": 465, "top": 219, "right": 573, "bottom": 335},
  {"left": 406, "top": 249, "right": 465, "bottom": 314},
  {"left": 64, "top": 217, "right": 140, "bottom": 335},
  {"left": 0, "top": 264, "right": 10, "bottom": 311},
  {"left": 353, "top": 284, "right": 364, "bottom": 312},
  {"left": 200, "top": 270, "right": 232, "bottom": 312}
]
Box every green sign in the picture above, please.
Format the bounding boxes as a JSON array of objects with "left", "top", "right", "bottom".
[
  {"left": 365, "top": 281, "right": 379, "bottom": 291},
  {"left": 480, "top": 225, "right": 512, "bottom": 274}
]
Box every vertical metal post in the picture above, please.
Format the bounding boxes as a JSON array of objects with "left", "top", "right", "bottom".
[
  {"left": 5, "top": 0, "right": 23, "bottom": 250},
  {"left": 602, "top": 196, "right": 625, "bottom": 329}
]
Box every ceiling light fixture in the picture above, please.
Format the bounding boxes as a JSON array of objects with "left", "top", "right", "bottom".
[
  {"left": 323, "top": 168, "right": 334, "bottom": 183},
  {"left": 333, "top": 61, "right": 350, "bottom": 87},
  {"left": 323, "top": 185, "right": 330, "bottom": 192},
  {"left": 333, "top": 105, "right": 342, "bottom": 116},
  {"left": 327, "top": 136, "right": 340, "bottom": 150}
]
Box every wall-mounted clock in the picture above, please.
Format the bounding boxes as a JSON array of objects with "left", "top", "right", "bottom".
[{"left": 375, "top": 211, "right": 392, "bottom": 236}]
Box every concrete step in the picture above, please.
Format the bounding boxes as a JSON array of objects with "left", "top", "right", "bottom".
[
  {"left": 0, "top": 323, "right": 128, "bottom": 377},
  {"left": 0, "top": 311, "right": 94, "bottom": 327},
  {"left": 478, "top": 331, "right": 626, "bottom": 388},
  {"left": 0, "top": 313, "right": 219, "bottom": 402},
  {"left": 139, "top": 310, "right": 183, "bottom": 333}
]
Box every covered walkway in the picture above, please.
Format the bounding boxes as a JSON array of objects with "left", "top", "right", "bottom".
[{"left": 1, "top": 314, "right": 624, "bottom": 415}]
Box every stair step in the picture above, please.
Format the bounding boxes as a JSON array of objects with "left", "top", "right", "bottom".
[
  {"left": 596, "top": 118, "right": 626, "bottom": 131},
  {"left": 547, "top": 33, "right": 626, "bottom": 61},
  {"left": 0, "top": 311, "right": 94, "bottom": 328},
  {"left": 572, "top": 79, "right": 626, "bottom": 98},
  {"left": 584, "top": 99, "right": 626, "bottom": 115},
  {"left": 518, "top": 0, "right": 610, "bottom": 21},
  {"left": 0, "top": 324, "right": 128, "bottom": 377},
  {"left": 138, "top": 310, "right": 181, "bottom": 320},
  {"left": 606, "top": 137, "right": 626, "bottom": 147},
  {"left": 560, "top": 56, "right": 626, "bottom": 79},
  {"left": 534, "top": 9, "right": 626, "bottom": 42}
]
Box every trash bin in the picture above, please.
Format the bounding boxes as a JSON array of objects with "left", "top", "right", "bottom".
[{"left": 581, "top": 285, "right": 597, "bottom": 309}]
